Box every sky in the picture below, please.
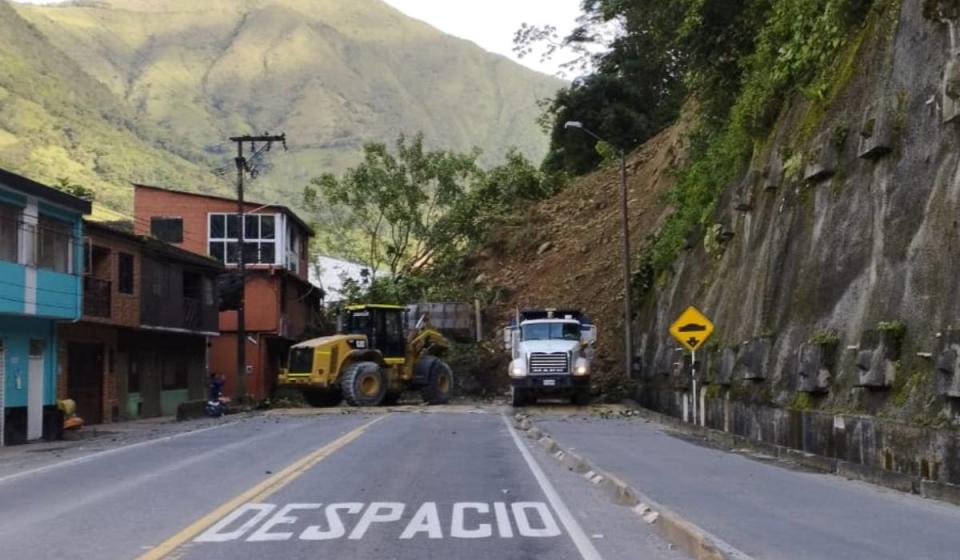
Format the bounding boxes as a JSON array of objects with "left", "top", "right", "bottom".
[
  {"left": 381, "top": 0, "right": 584, "bottom": 76},
  {"left": 14, "top": 0, "right": 585, "bottom": 76}
]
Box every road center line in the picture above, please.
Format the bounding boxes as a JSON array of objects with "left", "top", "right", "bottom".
[
  {"left": 502, "top": 415, "right": 603, "bottom": 560},
  {"left": 138, "top": 414, "right": 388, "bottom": 560}
]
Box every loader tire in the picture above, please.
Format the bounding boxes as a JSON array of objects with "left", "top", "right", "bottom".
[
  {"left": 341, "top": 362, "right": 388, "bottom": 407},
  {"left": 421, "top": 360, "right": 453, "bottom": 405}
]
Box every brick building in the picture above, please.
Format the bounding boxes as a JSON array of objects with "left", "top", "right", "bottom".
[
  {"left": 133, "top": 184, "right": 320, "bottom": 401},
  {"left": 57, "top": 221, "right": 222, "bottom": 423}
]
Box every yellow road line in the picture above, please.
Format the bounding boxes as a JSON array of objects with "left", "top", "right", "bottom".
[{"left": 138, "top": 415, "right": 388, "bottom": 560}]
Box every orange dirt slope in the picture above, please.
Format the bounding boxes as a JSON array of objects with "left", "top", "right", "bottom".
[{"left": 468, "top": 121, "right": 689, "bottom": 389}]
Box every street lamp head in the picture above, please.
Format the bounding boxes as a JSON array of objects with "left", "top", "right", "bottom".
[{"left": 564, "top": 121, "right": 584, "bottom": 129}]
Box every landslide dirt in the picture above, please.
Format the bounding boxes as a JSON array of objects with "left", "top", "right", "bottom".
[{"left": 467, "top": 122, "right": 689, "bottom": 394}]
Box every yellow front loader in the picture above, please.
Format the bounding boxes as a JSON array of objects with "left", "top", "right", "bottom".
[{"left": 278, "top": 304, "right": 453, "bottom": 406}]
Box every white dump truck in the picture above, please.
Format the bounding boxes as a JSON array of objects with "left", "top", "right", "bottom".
[{"left": 503, "top": 308, "right": 597, "bottom": 406}]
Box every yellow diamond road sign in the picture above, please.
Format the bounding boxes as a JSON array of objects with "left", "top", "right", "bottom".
[{"left": 669, "top": 306, "right": 714, "bottom": 352}]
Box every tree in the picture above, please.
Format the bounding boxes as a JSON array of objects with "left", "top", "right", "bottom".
[
  {"left": 521, "top": 1, "right": 689, "bottom": 175},
  {"left": 519, "top": 0, "right": 771, "bottom": 175},
  {"left": 303, "top": 134, "right": 480, "bottom": 280},
  {"left": 305, "top": 137, "right": 563, "bottom": 303}
]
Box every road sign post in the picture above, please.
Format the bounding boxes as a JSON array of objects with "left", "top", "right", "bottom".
[{"left": 669, "top": 307, "right": 714, "bottom": 425}]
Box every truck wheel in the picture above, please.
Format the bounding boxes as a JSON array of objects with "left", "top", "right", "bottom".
[
  {"left": 341, "top": 362, "right": 388, "bottom": 406},
  {"left": 421, "top": 360, "right": 453, "bottom": 405},
  {"left": 571, "top": 387, "right": 591, "bottom": 406},
  {"left": 511, "top": 386, "right": 527, "bottom": 407}
]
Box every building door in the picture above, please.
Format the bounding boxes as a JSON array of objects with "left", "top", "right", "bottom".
[
  {"left": 27, "top": 339, "right": 45, "bottom": 441},
  {"left": 68, "top": 343, "right": 104, "bottom": 424}
]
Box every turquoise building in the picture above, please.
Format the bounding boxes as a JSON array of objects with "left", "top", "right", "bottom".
[{"left": 0, "top": 168, "right": 90, "bottom": 446}]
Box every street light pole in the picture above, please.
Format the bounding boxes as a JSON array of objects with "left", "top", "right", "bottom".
[
  {"left": 619, "top": 149, "right": 633, "bottom": 378},
  {"left": 564, "top": 121, "right": 633, "bottom": 378}
]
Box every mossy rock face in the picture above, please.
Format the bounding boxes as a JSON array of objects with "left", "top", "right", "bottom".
[
  {"left": 797, "top": 342, "right": 836, "bottom": 394},
  {"left": 935, "top": 329, "right": 960, "bottom": 398},
  {"left": 855, "top": 328, "right": 903, "bottom": 389},
  {"left": 738, "top": 336, "right": 774, "bottom": 381},
  {"left": 715, "top": 346, "right": 737, "bottom": 386}
]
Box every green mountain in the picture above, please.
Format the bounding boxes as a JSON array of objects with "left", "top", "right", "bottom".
[
  {"left": 14, "top": 0, "right": 563, "bottom": 206},
  {"left": 0, "top": 0, "right": 228, "bottom": 210}
]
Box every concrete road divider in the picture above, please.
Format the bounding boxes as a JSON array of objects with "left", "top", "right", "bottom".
[{"left": 514, "top": 414, "right": 753, "bottom": 560}]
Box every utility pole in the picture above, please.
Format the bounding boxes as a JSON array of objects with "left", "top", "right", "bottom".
[{"left": 229, "top": 133, "right": 287, "bottom": 401}]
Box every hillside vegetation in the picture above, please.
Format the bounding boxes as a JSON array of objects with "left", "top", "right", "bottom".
[
  {"left": 0, "top": 0, "right": 227, "bottom": 209},
  {"left": 15, "top": 0, "right": 562, "bottom": 207}
]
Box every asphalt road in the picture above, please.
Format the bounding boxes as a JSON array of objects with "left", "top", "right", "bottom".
[
  {"left": 536, "top": 412, "right": 960, "bottom": 560},
  {"left": 0, "top": 408, "right": 682, "bottom": 560}
]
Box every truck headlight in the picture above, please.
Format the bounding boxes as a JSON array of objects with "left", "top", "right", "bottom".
[
  {"left": 573, "top": 358, "right": 589, "bottom": 376},
  {"left": 509, "top": 359, "right": 527, "bottom": 378}
]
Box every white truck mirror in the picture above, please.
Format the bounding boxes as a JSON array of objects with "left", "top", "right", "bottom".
[
  {"left": 582, "top": 325, "right": 598, "bottom": 346},
  {"left": 503, "top": 327, "right": 520, "bottom": 354}
]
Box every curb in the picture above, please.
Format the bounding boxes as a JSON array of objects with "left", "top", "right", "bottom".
[{"left": 513, "top": 413, "right": 752, "bottom": 560}]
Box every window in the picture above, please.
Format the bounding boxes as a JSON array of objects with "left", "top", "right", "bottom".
[
  {"left": 150, "top": 217, "right": 183, "bottom": 243},
  {"left": 521, "top": 322, "right": 582, "bottom": 341},
  {"left": 0, "top": 202, "right": 19, "bottom": 263},
  {"left": 207, "top": 213, "right": 278, "bottom": 265},
  {"left": 286, "top": 223, "right": 301, "bottom": 273},
  {"left": 37, "top": 215, "right": 73, "bottom": 273},
  {"left": 118, "top": 253, "right": 134, "bottom": 294}
]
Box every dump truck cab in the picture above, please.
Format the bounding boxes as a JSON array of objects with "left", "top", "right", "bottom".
[{"left": 503, "top": 308, "right": 597, "bottom": 406}]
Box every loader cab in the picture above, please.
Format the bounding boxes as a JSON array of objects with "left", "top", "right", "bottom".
[{"left": 342, "top": 304, "right": 407, "bottom": 359}]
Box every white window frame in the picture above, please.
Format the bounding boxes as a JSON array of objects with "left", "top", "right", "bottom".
[
  {"left": 207, "top": 212, "right": 280, "bottom": 266},
  {"left": 36, "top": 213, "right": 75, "bottom": 274},
  {"left": 285, "top": 221, "right": 301, "bottom": 274}
]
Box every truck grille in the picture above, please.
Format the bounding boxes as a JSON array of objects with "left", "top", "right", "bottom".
[{"left": 529, "top": 352, "right": 569, "bottom": 375}]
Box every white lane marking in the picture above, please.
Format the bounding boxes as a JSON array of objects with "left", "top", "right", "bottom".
[
  {"left": 493, "top": 502, "right": 514, "bottom": 538},
  {"left": 349, "top": 502, "right": 405, "bottom": 539},
  {"left": 400, "top": 502, "right": 443, "bottom": 539},
  {"left": 195, "top": 504, "right": 276, "bottom": 543},
  {"left": 0, "top": 421, "right": 239, "bottom": 486},
  {"left": 451, "top": 502, "right": 493, "bottom": 538},
  {"left": 512, "top": 502, "right": 562, "bottom": 538},
  {"left": 248, "top": 503, "right": 321, "bottom": 542},
  {"left": 192, "top": 501, "right": 559, "bottom": 542},
  {"left": 502, "top": 415, "right": 604, "bottom": 560},
  {"left": 301, "top": 503, "right": 364, "bottom": 540}
]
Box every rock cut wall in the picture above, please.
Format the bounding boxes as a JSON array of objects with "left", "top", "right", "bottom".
[{"left": 635, "top": 0, "right": 960, "bottom": 489}]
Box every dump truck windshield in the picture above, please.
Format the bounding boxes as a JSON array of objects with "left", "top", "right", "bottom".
[{"left": 521, "top": 322, "right": 581, "bottom": 341}]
